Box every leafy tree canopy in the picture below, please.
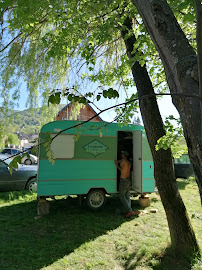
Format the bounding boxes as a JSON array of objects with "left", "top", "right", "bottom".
[
  {"left": 0, "top": 0, "right": 197, "bottom": 148},
  {"left": 0, "top": 1, "right": 165, "bottom": 102},
  {"left": 5, "top": 133, "right": 20, "bottom": 147}
]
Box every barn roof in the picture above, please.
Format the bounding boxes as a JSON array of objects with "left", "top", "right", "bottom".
[{"left": 57, "top": 103, "right": 103, "bottom": 121}]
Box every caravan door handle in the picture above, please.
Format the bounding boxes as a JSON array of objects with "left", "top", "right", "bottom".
[{"left": 138, "top": 158, "right": 142, "bottom": 160}]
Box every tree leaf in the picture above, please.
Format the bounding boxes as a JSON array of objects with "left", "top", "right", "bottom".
[{"left": 48, "top": 92, "right": 61, "bottom": 105}]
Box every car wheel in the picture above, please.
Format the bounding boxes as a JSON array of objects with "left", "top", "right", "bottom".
[
  {"left": 87, "top": 189, "right": 106, "bottom": 210},
  {"left": 24, "top": 159, "right": 32, "bottom": 165},
  {"left": 26, "top": 178, "right": 37, "bottom": 193}
]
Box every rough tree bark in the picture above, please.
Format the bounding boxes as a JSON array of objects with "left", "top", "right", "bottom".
[
  {"left": 121, "top": 17, "right": 200, "bottom": 256},
  {"left": 195, "top": 0, "right": 202, "bottom": 143},
  {"left": 132, "top": 0, "right": 202, "bottom": 205}
]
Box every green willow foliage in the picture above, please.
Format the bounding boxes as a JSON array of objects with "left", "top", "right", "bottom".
[
  {"left": 0, "top": 1, "right": 160, "bottom": 103},
  {"left": 0, "top": 0, "right": 197, "bottom": 149}
]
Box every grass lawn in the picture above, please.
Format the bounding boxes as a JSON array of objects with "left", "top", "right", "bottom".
[{"left": 0, "top": 178, "right": 201, "bottom": 270}]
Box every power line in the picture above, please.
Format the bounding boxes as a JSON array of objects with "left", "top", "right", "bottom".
[{"left": 1, "top": 92, "right": 201, "bottom": 164}]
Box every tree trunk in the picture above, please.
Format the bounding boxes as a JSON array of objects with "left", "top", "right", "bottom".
[
  {"left": 121, "top": 17, "right": 200, "bottom": 255},
  {"left": 132, "top": 0, "right": 202, "bottom": 205},
  {"left": 195, "top": 0, "right": 202, "bottom": 149}
]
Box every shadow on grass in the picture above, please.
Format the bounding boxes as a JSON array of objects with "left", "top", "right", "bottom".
[
  {"left": 176, "top": 178, "right": 190, "bottom": 190},
  {"left": 0, "top": 194, "right": 140, "bottom": 270},
  {"left": 124, "top": 246, "right": 197, "bottom": 270}
]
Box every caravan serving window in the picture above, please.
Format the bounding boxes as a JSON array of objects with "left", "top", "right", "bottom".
[{"left": 51, "top": 134, "right": 75, "bottom": 159}]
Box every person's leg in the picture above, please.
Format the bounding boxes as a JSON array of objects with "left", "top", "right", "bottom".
[
  {"left": 125, "top": 190, "right": 132, "bottom": 210},
  {"left": 124, "top": 179, "right": 132, "bottom": 211},
  {"left": 119, "top": 180, "right": 132, "bottom": 213}
]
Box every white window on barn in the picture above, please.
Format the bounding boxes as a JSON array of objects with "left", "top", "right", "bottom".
[{"left": 51, "top": 134, "right": 75, "bottom": 159}]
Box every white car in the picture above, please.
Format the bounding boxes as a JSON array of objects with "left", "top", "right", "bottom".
[{"left": 0, "top": 148, "right": 38, "bottom": 165}]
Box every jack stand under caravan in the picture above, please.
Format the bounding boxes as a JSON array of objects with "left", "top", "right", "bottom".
[{"left": 37, "top": 120, "right": 155, "bottom": 214}]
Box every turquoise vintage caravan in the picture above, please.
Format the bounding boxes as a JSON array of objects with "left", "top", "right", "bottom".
[{"left": 37, "top": 120, "right": 155, "bottom": 209}]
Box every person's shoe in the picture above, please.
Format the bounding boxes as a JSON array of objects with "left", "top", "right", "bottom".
[{"left": 125, "top": 210, "right": 135, "bottom": 218}]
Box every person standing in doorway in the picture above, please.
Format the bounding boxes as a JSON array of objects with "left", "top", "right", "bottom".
[{"left": 114, "top": 151, "right": 135, "bottom": 218}]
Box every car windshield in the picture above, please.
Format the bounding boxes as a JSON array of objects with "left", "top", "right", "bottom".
[
  {"left": 1, "top": 149, "right": 11, "bottom": 154},
  {"left": 12, "top": 149, "right": 21, "bottom": 154},
  {"left": 1, "top": 148, "right": 21, "bottom": 155},
  {"left": 174, "top": 154, "right": 190, "bottom": 164}
]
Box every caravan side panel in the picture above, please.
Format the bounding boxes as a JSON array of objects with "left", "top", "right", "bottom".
[
  {"left": 142, "top": 134, "right": 155, "bottom": 192},
  {"left": 37, "top": 129, "right": 117, "bottom": 196},
  {"left": 38, "top": 160, "right": 116, "bottom": 196}
]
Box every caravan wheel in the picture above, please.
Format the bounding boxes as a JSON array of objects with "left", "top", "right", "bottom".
[{"left": 87, "top": 189, "right": 106, "bottom": 210}]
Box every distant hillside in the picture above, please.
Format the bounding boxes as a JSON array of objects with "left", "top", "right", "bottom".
[
  {"left": 13, "top": 109, "right": 41, "bottom": 127},
  {"left": 1, "top": 104, "right": 66, "bottom": 135}
]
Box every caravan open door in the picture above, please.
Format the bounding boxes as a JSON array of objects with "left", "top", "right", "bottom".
[{"left": 132, "top": 130, "right": 143, "bottom": 193}]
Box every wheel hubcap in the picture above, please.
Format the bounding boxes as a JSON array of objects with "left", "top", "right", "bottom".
[
  {"left": 29, "top": 182, "right": 37, "bottom": 192},
  {"left": 25, "top": 159, "right": 32, "bottom": 165},
  {"left": 90, "top": 192, "right": 104, "bottom": 208}
]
